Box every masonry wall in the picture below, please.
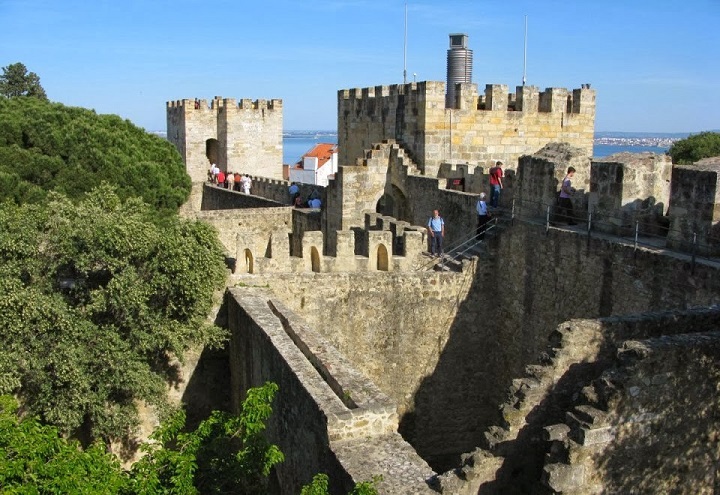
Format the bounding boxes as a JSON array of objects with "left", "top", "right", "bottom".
[
  {"left": 226, "top": 288, "right": 435, "bottom": 494},
  {"left": 589, "top": 152, "right": 672, "bottom": 236},
  {"left": 541, "top": 329, "right": 720, "bottom": 494},
  {"left": 338, "top": 82, "right": 595, "bottom": 176},
  {"left": 218, "top": 98, "right": 283, "bottom": 179},
  {"left": 167, "top": 98, "right": 220, "bottom": 183},
  {"left": 667, "top": 160, "right": 720, "bottom": 255},
  {"left": 236, "top": 221, "right": 720, "bottom": 474},
  {"left": 166, "top": 97, "right": 283, "bottom": 184}
]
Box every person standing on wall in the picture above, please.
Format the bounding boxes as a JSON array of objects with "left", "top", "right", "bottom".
[
  {"left": 489, "top": 161, "right": 504, "bottom": 208},
  {"left": 476, "top": 192, "right": 491, "bottom": 240},
  {"left": 558, "top": 166, "right": 577, "bottom": 225},
  {"left": 427, "top": 209, "right": 445, "bottom": 258}
]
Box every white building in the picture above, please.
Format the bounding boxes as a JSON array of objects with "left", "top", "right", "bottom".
[{"left": 288, "top": 143, "right": 338, "bottom": 186}]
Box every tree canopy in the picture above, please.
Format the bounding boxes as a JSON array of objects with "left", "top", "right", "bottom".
[
  {"left": 668, "top": 131, "right": 720, "bottom": 164},
  {"left": 0, "top": 186, "right": 228, "bottom": 444},
  {"left": 0, "top": 62, "right": 47, "bottom": 100},
  {"left": 0, "top": 96, "right": 191, "bottom": 211}
]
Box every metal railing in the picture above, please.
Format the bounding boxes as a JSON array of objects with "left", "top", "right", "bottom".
[
  {"left": 417, "top": 217, "right": 501, "bottom": 271},
  {"left": 509, "top": 197, "right": 720, "bottom": 269}
]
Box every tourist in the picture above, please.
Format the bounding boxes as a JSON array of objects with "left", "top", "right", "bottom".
[
  {"left": 210, "top": 163, "right": 219, "bottom": 184},
  {"left": 476, "top": 192, "right": 491, "bottom": 240},
  {"left": 308, "top": 197, "right": 321, "bottom": 209},
  {"left": 557, "top": 166, "right": 577, "bottom": 225},
  {"left": 216, "top": 169, "right": 225, "bottom": 188},
  {"left": 241, "top": 174, "right": 252, "bottom": 194},
  {"left": 226, "top": 170, "right": 235, "bottom": 191},
  {"left": 427, "top": 209, "right": 445, "bottom": 257},
  {"left": 233, "top": 171, "right": 241, "bottom": 191},
  {"left": 489, "top": 161, "right": 504, "bottom": 208},
  {"left": 288, "top": 182, "right": 300, "bottom": 204}
]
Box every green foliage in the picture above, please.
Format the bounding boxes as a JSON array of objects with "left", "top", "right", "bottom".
[
  {"left": 0, "top": 186, "right": 227, "bottom": 444},
  {"left": 0, "top": 62, "right": 47, "bottom": 100},
  {"left": 0, "top": 395, "right": 130, "bottom": 493},
  {"left": 0, "top": 96, "right": 190, "bottom": 211},
  {"left": 668, "top": 131, "right": 720, "bottom": 164},
  {"left": 130, "top": 382, "right": 284, "bottom": 494},
  {"left": 300, "top": 473, "right": 382, "bottom": 495}
]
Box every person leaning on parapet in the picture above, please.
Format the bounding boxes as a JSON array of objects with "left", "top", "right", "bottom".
[
  {"left": 427, "top": 209, "right": 445, "bottom": 258},
  {"left": 557, "top": 166, "right": 577, "bottom": 225},
  {"left": 489, "top": 161, "right": 504, "bottom": 208},
  {"left": 288, "top": 182, "right": 300, "bottom": 205},
  {"left": 308, "top": 197, "right": 322, "bottom": 209},
  {"left": 476, "top": 192, "right": 491, "bottom": 241}
]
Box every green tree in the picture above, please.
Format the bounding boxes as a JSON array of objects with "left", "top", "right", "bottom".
[
  {"left": 0, "top": 62, "right": 47, "bottom": 99},
  {"left": 0, "top": 96, "right": 191, "bottom": 211},
  {"left": 130, "top": 382, "right": 284, "bottom": 494},
  {"left": 0, "top": 186, "right": 227, "bottom": 444},
  {"left": 0, "top": 395, "right": 130, "bottom": 493},
  {"left": 668, "top": 131, "right": 720, "bottom": 164}
]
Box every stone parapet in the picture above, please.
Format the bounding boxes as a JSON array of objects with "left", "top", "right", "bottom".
[
  {"left": 227, "top": 288, "right": 434, "bottom": 493},
  {"left": 667, "top": 160, "right": 720, "bottom": 256}
]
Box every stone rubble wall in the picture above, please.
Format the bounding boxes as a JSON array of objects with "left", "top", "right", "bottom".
[
  {"left": 438, "top": 307, "right": 720, "bottom": 494},
  {"left": 541, "top": 328, "right": 720, "bottom": 494},
  {"left": 226, "top": 287, "right": 435, "bottom": 494}
]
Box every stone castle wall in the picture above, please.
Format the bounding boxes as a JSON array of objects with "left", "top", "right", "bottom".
[
  {"left": 338, "top": 81, "right": 595, "bottom": 176},
  {"left": 541, "top": 322, "right": 720, "bottom": 494},
  {"left": 167, "top": 97, "right": 283, "bottom": 183},
  {"left": 232, "top": 219, "right": 720, "bottom": 474},
  {"left": 226, "top": 287, "right": 435, "bottom": 494}
]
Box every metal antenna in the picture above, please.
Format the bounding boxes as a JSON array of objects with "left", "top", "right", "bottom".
[
  {"left": 403, "top": 2, "right": 408, "bottom": 84},
  {"left": 522, "top": 14, "right": 528, "bottom": 86}
]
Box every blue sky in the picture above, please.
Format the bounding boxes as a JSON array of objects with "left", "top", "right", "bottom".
[{"left": 1, "top": 0, "right": 718, "bottom": 133}]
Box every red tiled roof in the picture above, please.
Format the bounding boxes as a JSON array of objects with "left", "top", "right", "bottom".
[{"left": 294, "top": 143, "right": 337, "bottom": 169}]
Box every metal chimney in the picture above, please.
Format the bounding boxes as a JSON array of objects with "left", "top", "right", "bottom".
[{"left": 446, "top": 33, "right": 472, "bottom": 108}]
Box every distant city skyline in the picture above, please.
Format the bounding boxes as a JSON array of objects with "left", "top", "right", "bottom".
[{"left": 1, "top": 0, "right": 718, "bottom": 134}]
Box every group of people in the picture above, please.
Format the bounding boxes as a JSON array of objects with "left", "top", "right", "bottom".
[
  {"left": 288, "top": 182, "right": 322, "bottom": 209},
  {"left": 208, "top": 163, "right": 252, "bottom": 194},
  {"left": 427, "top": 161, "right": 578, "bottom": 257}
]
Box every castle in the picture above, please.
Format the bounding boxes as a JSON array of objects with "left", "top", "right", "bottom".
[{"left": 166, "top": 78, "right": 720, "bottom": 494}]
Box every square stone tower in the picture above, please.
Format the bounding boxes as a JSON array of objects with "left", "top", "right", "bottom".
[{"left": 167, "top": 97, "right": 283, "bottom": 183}]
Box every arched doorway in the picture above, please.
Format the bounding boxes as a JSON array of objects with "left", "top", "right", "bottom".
[
  {"left": 375, "top": 185, "right": 410, "bottom": 222},
  {"left": 244, "top": 249, "right": 254, "bottom": 274},
  {"left": 310, "top": 246, "right": 321, "bottom": 273},
  {"left": 206, "top": 138, "right": 220, "bottom": 167},
  {"left": 376, "top": 244, "right": 389, "bottom": 271}
]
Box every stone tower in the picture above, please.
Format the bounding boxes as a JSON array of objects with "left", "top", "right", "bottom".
[{"left": 166, "top": 96, "right": 283, "bottom": 183}]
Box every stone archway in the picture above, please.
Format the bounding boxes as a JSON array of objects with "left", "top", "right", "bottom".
[
  {"left": 244, "top": 249, "right": 254, "bottom": 274},
  {"left": 310, "top": 246, "right": 321, "bottom": 273},
  {"left": 376, "top": 244, "right": 389, "bottom": 271},
  {"left": 206, "top": 138, "right": 220, "bottom": 168},
  {"left": 376, "top": 185, "right": 410, "bottom": 222}
]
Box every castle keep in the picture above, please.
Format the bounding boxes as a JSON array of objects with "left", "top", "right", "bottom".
[
  {"left": 338, "top": 81, "right": 596, "bottom": 177},
  {"left": 166, "top": 96, "right": 283, "bottom": 183},
  {"left": 167, "top": 81, "right": 720, "bottom": 493}
]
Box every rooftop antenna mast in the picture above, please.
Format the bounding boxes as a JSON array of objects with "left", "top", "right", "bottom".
[
  {"left": 403, "top": 2, "right": 408, "bottom": 84},
  {"left": 522, "top": 14, "right": 528, "bottom": 86}
]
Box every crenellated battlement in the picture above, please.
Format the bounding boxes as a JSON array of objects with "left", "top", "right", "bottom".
[
  {"left": 338, "top": 80, "right": 596, "bottom": 173},
  {"left": 166, "top": 95, "right": 283, "bottom": 183},
  {"left": 339, "top": 81, "right": 594, "bottom": 115}
]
